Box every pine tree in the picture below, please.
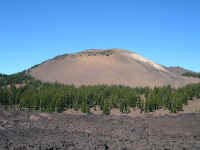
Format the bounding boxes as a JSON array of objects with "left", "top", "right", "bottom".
[
  {"left": 81, "top": 97, "right": 90, "bottom": 114},
  {"left": 103, "top": 99, "right": 110, "bottom": 115}
]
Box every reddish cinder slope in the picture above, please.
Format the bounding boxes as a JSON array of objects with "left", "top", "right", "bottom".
[{"left": 29, "top": 49, "right": 200, "bottom": 88}]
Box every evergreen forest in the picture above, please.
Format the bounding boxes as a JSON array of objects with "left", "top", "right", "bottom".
[{"left": 0, "top": 72, "right": 200, "bottom": 115}]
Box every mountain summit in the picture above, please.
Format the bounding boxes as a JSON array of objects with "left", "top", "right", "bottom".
[{"left": 29, "top": 49, "right": 200, "bottom": 87}]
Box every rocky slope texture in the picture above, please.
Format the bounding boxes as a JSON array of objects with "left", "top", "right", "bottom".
[
  {"left": 29, "top": 49, "right": 200, "bottom": 87},
  {"left": 1, "top": 110, "right": 200, "bottom": 150},
  {"left": 167, "top": 66, "right": 194, "bottom": 76}
]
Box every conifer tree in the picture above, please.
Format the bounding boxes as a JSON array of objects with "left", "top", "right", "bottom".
[{"left": 103, "top": 99, "right": 110, "bottom": 115}]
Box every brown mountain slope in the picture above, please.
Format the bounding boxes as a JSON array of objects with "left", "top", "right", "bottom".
[
  {"left": 29, "top": 49, "right": 200, "bottom": 88},
  {"left": 166, "top": 66, "right": 194, "bottom": 75}
]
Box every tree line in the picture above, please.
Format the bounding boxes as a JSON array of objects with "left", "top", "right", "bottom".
[
  {"left": 0, "top": 76, "right": 200, "bottom": 115},
  {"left": 182, "top": 72, "right": 200, "bottom": 79},
  {"left": 0, "top": 71, "right": 33, "bottom": 87}
]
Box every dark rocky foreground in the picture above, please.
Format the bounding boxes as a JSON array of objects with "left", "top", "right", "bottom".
[{"left": 0, "top": 110, "right": 200, "bottom": 150}]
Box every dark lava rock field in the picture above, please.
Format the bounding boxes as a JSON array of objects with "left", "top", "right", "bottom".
[{"left": 0, "top": 109, "right": 200, "bottom": 150}]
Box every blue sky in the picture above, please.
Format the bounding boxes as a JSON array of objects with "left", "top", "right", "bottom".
[{"left": 0, "top": 0, "right": 200, "bottom": 74}]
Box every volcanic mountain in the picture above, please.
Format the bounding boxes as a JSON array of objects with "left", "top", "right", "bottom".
[
  {"left": 29, "top": 49, "right": 200, "bottom": 88},
  {"left": 166, "top": 66, "right": 194, "bottom": 76}
]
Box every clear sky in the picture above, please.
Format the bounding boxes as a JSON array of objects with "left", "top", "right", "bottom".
[{"left": 0, "top": 0, "right": 199, "bottom": 74}]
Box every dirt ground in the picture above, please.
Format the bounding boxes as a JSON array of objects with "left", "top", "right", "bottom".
[{"left": 1, "top": 104, "right": 200, "bottom": 150}]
